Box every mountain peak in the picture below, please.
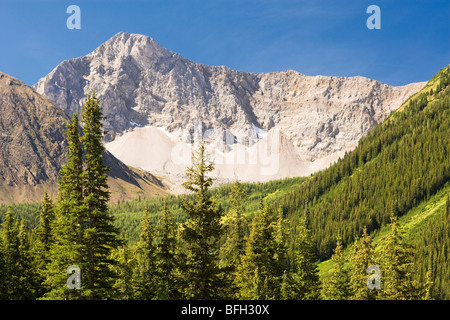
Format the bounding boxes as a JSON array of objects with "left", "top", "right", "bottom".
[{"left": 89, "top": 31, "right": 174, "bottom": 67}]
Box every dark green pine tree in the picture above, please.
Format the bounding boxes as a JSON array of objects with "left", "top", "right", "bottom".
[
  {"left": 134, "top": 205, "right": 158, "bottom": 300},
  {"left": 179, "top": 143, "right": 225, "bottom": 299},
  {"left": 322, "top": 236, "right": 352, "bottom": 300},
  {"left": 17, "top": 220, "right": 39, "bottom": 299},
  {"left": 155, "top": 201, "right": 179, "bottom": 299},
  {"left": 44, "top": 113, "right": 86, "bottom": 300},
  {"left": 80, "top": 92, "right": 120, "bottom": 299},
  {"left": 350, "top": 227, "right": 378, "bottom": 300},
  {"left": 32, "top": 190, "right": 55, "bottom": 296},
  {"left": 379, "top": 216, "right": 422, "bottom": 300},
  {"left": 236, "top": 200, "right": 284, "bottom": 300},
  {"left": 288, "top": 209, "right": 321, "bottom": 300}
]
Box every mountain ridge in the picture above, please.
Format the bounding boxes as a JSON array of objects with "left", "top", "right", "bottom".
[{"left": 33, "top": 32, "right": 426, "bottom": 184}]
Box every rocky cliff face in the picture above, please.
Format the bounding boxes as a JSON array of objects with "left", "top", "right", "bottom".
[
  {"left": 33, "top": 32, "right": 425, "bottom": 183},
  {"left": 0, "top": 72, "right": 68, "bottom": 187}
]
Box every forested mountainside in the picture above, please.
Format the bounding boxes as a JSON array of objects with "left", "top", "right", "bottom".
[{"left": 277, "top": 65, "right": 449, "bottom": 258}]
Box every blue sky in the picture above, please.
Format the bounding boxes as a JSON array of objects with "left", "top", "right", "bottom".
[{"left": 0, "top": 0, "right": 448, "bottom": 86}]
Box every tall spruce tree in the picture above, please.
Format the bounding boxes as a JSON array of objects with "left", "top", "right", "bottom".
[
  {"left": 45, "top": 94, "right": 119, "bottom": 300},
  {"left": 155, "top": 201, "right": 179, "bottom": 299},
  {"left": 179, "top": 143, "right": 225, "bottom": 299},
  {"left": 236, "top": 200, "right": 284, "bottom": 300},
  {"left": 134, "top": 205, "right": 157, "bottom": 299},
  {"left": 80, "top": 92, "right": 120, "bottom": 299},
  {"left": 33, "top": 191, "right": 55, "bottom": 296},
  {"left": 44, "top": 113, "right": 86, "bottom": 300}
]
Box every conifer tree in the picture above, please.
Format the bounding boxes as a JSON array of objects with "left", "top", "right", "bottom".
[
  {"left": 33, "top": 191, "right": 55, "bottom": 295},
  {"left": 17, "top": 221, "right": 39, "bottom": 299},
  {"left": 236, "top": 200, "right": 284, "bottom": 300},
  {"left": 155, "top": 201, "right": 179, "bottom": 299},
  {"left": 379, "top": 216, "right": 421, "bottom": 300},
  {"left": 80, "top": 92, "right": 120, "bottom": 299},
  {"left": 110, "top": 236, "right": 136, "bottom": 300},
  {"left": 179, "top": 143, "right": 225, "bottom": 299},
  {"left": 134, "top": 205, "right": 157, "bottom": 299},
  {"left": 44, "top": 113, "right": 86, "bottom": 300},
  {"left": 288, "top": 209, "right": 321, "bottom": 300},
  {"left": 280, "top": 270, "right": 290, "bottom": 300},
  {"left": 322, "top": 236, "right": 352, "bottom": 300},
  {"left": 0, "top": 210, "right": 38, "bottom": 299},
  {"left": 45, "top": 94, "right": 119, "bottom": 300},
  {"left": 34, "top": 191, "right": 55, "bottom": 257},
  {"left": 350, "top": 227, "right": 378, "bottom": 300}
]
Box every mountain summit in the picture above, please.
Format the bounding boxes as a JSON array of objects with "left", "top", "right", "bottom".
[{"left": 33, "top": 32, "right": 425, "bottom": 183}]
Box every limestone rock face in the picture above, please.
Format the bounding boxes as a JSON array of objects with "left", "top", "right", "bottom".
[{"left": 34, "top": 32, "right": 425, "bottom": 182}]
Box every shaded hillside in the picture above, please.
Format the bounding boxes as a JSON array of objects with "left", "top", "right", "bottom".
[{"left": 0, "top": 72, "right": 169, "bottom": 204}]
